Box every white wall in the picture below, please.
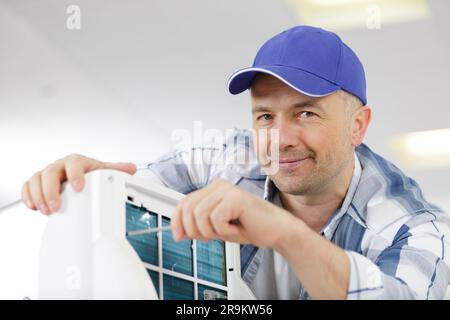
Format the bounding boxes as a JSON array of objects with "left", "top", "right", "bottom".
[{"left": 0, "top": 0, "right": 448, "bottom": 209}]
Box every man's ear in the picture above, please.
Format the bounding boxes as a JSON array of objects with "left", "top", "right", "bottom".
[{"left": 351, "top": 106, "right": 371, "bottom": 147}]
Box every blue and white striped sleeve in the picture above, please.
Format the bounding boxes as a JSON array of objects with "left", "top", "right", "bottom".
[
  {"left": 136, "top": 128, "right": 252, "bottom": 194},
  {"left": 137, "top": 146, "right": 224, "bottom": 195},
  {"left": 345, "top": 211, "right": 450, "bottom": 299}
]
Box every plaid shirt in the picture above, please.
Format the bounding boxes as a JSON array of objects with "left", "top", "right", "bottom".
[{"left": 138, "top": 128, "right": 450, "bottom": 299}]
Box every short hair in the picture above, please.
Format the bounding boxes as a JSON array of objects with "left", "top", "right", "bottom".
[{"left": 339, "top": 90, "right": 363, "bottom": 120}]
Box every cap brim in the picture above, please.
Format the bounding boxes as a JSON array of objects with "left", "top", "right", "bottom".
[{"left": 227, "top": 65, "right": 340, "bottom": 97}]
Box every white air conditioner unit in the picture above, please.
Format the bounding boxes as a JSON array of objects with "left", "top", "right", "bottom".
[{"left": 0, "top": 169, "right": 255, "bottom": 300}]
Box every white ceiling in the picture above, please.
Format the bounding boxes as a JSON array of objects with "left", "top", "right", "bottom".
[{"left": 0, "top": 0, "right": 449, "bottom": 209}]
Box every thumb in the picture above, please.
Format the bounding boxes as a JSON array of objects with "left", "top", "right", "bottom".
[{"left": 102, "top": 162, "right": 137, "bottom": 175}]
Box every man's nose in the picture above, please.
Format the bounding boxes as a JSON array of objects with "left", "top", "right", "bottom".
[{"left": 277, "top": 121, "right": 301, "bottom": 150}]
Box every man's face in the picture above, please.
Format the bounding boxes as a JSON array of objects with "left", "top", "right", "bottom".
[{"left": 251, "top": 74, "right": 355, "bottom": 196}]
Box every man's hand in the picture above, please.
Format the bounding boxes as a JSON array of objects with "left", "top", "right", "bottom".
[
  {"left": 170, "top": 178, "right": 298, "bottom": 247},
  {"left": 170, "top": 178, "right": 350, "bottom": 299},
  {"left": 22, "top": 154, "right": 137, "bottom": 215}
]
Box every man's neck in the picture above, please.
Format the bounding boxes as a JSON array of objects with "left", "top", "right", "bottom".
[{"left": 278, "top": 156, "right": 355, "bottom": 233}]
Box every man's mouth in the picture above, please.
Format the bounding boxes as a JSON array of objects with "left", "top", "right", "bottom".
[{"left": 278, "top": 157, "right": 311, "bottom": 169}]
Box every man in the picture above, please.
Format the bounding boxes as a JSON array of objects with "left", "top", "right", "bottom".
[{"left": 22, "top": 26, "right": 450, "bottom": 299}]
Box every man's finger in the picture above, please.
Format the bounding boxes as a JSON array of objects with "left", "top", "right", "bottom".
[
  {"left": 102, "top": 162, "right": 137, "bottom": 175},
  {"left": 177, "top": 180, "right": 227, "bottom": 237},
  {"left": 41, "top": 165, "right": 66, "bottom": 212},
  {"left": 181, "top": 199, "right": 202, "bottom": 240},
  {"left": 190, "top": 185, "right": 230, "bottom": 239},
  {"left": 29, "top": 173, "right": 49, "bottom": 215},
  {"left": 171, "top": 202, "right": 185, "bottom": 242},
  {"left": 65, "top": 157, "right": 87, "bottom": 192},
  {"left": 209, "top": 199, "right": 241, "bottom": 238},
  {"left": 22, "top": 181, "right": 36, "bottom": 210},
  {"left": 171, "top": 179, "right": 232, "bottom": 241}
]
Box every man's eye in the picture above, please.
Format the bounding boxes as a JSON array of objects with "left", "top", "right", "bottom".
[
  {"left": 258, "top": 114, "right": 273, "bottom": 121},
  {"left": 298, "top": 111, "right": 316, "bottom": 119}
]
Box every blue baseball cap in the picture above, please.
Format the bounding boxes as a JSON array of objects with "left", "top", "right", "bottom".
[{"left": 227, "top": 25, "right": 367, "bottom": 105}]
